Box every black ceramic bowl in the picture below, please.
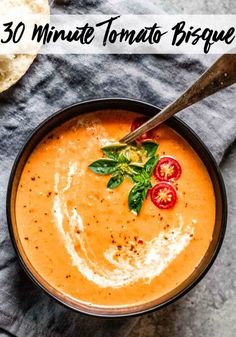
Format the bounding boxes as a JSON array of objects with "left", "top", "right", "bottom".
[{"left": 7, "top": 98, "right": 227, "bottom": 317}]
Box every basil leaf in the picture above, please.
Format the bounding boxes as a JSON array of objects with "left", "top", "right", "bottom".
[
  {"left": 128, "top": 183, "right": 150, "bottom": 215},
  {"left": 102, "top": 143, "right": 127, "bottom": 150},
  {"left": 102, "top": 143, "right": 127, "bottom": 160},
  {"left": 128, "top": 164, "right": 144, "bottom": 183},
  {"left": 140, "top": 170, "right": 150, "bottom": 181},
  {"left": 102, "top": 149, "right": 119, "bottom": 160},
  {"left": 107, "top": 173, "right": 124, "bottom": 189},
  {"left": 118, "top": 153, "right": 130, "bottom": 163},
  {"left": 142, "top": 142, "right": 158, "bottom": 157},
  {"left": 130, "top": 174, "right": 145, "bottom": 184},
  {"left": 144, "top": 155, "right": 159, "bottom": 176},
  {"left": 89, "top": 159, "right": 118, "bottom": 175},
  {"left": 129, "top": 163, "right": 143, "bottom": 172}
]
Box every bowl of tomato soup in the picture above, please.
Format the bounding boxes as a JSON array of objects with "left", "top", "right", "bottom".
[{"left": 7, "top": 98, "right": 227, "bottom": 317}]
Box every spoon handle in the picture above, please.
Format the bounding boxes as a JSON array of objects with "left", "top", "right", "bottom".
[{"left": 120, "top": 53, "right": 236, "bottom": 144}]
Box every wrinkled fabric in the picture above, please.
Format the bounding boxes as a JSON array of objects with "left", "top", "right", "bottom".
[{"left": 0, "top": 1, "right": 236, "bottom": 337}]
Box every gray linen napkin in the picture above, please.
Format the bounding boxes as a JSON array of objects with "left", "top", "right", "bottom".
[{"left": 0, "top": 1, "right": 236, "bottom": 337}]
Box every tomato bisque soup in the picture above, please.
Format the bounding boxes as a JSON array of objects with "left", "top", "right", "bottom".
[{"left": 15, "top": 110, "right": 215, "bottom": 307}]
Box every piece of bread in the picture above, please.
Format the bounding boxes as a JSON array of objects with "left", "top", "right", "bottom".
[{"left": 0, "top": 0, "right": 49, "bottom": 93}]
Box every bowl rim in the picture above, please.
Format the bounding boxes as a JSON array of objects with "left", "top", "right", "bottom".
[{"left": 6, "top": 97, "right": 228, "bottom": 318}]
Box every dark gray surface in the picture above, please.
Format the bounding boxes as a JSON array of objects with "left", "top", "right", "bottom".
[{"left": 0, "top": 1, "right": 236, "bottom": 337}]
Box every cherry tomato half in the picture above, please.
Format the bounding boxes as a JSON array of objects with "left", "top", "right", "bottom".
[
  {"left": 154, "top": 156, "right": 182, "bottom": 181},
  {"left": 151, "top": 182, "right": 177, "bottom": 209},
  {"left": 131, "top": 117, "right": 153, "bottom": 142}
]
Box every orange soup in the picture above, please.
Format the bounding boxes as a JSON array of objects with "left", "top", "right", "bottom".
[{"left": 15, "top": 110, "right": 215, "bottom": 307}]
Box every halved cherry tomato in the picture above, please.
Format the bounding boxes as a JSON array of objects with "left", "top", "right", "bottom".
[
  {"left": 154, "top": 156, "right": 181, "bottom": 181},
  {"left": 151, "top": 182, "right": 177, "bottom": 209},
  {"left": 131, "top": 117, "right": 153, "bottom": 142}
]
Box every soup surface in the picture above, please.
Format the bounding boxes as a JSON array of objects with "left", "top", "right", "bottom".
[{"left": 15, "top": 110, "right": 215, "bottom": 307}]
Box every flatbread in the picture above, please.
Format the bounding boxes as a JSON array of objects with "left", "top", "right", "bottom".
[{"left": 0, "top": 0, "right": 49, "bottom": 93}]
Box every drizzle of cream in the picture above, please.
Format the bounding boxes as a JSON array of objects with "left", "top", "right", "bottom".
[
  {"left": 53, "top": 160, "right": 194, "bottom": 288},
  {"left": 62, "top": 162, "right": 77, "bottom": 192}
]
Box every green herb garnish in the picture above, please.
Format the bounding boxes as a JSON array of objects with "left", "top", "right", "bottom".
[
  {"left": 89, "top": 158, "right": 118, "bottom": 175},
  {"left": 88, "top": 141, "right": 159, "bottom": 215},
  {"left": 128, "top": 155, "right": 159, "bottom": 214}
]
